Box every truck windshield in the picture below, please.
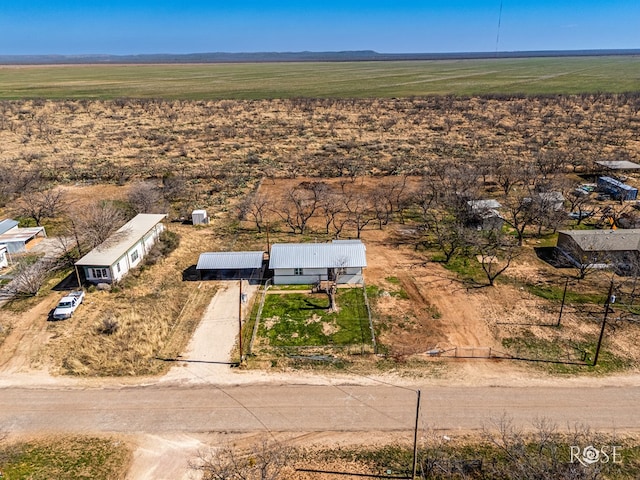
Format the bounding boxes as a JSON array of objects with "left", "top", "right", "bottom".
[{"left": 57, "top": 301, "right": 72, "bottom": 308}]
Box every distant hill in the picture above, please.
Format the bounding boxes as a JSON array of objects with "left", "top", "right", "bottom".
[{"left": 1, "top": 49, "right": 639, "bottom": 65}]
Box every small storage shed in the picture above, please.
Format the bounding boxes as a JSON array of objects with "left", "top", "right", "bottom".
[
  {"left": 597, "top": 176, "right": 638, "bottom": 201},
  {"left": 0, "top": 245, "right": 8, "bottom": 269},
  {"left": 192, "top": 209, "right": 209, "bottom": 225},
  {"left": 196, "top": 251, "right": 264, "bottom": 281}
]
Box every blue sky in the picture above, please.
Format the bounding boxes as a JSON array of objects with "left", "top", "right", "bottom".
[{"left": 1, "top": 1, "right": 638, "bottom": 55}]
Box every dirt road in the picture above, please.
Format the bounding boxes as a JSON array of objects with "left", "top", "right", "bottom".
[{"left": 2, "top": 383, "right": 639, "bottom": 435}]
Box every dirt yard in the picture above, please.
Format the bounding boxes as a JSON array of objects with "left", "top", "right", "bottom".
[{"left": 3, "top": 176, "right": 640, "bottom": 383}]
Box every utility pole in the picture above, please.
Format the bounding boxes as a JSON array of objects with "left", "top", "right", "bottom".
[
  {"left": 411, "top": 390, "right": 421, "bottom": 479},
  {"left": 238, "top": 278, "right": 243, "bottom": 365},
  {"left": 265, "top": 220, "right": 271, "bottom": 256},
  {"left": 557, "top": 276, "right": 569, "bottom": 327},
  {"left": 593, "top": 279, "right": 614, "bottom": 366}
]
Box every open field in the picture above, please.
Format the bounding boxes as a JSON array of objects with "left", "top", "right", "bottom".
[{"left": 0, "top": 56, "right": 639, "bottom": 99}]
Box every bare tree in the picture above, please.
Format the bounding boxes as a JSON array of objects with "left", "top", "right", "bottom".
[
  {"left": 479, "top": 415, "right": 604, "bottom": 480},
  {"left": 274, "top": 182, "right": 324, "bottom": 235},
  {"left": 470, "top": 230, "right": 520, "bottom": 286},
  {"left": 500, "top": 192, "right": 541, "bottom": 247},
  {"left": 162, "top": 173, "right": 188, "bottom": 202},
  {"left": 562, "top": 182, "right": 595, "bottom": 226},
  {"left": 343, "top": 190, "right": 375, "bottom": 239},
  {"left": 128, "top": 181, "right": 166, "bottom": 214},
  {"left": 7, "top": 258, "right": 54, "bottom": 297},
  {"left": 16, "top": 187, "right": 66, "bottom": 226},
  {"left": 74, "top": 201, "right": 129, "bottom": 250},
  {"left": 193, "top": 438, "right": 294, "bottom": 480},
  {"left": 238, "top": 192, "right": 273, "bottom": 233}
]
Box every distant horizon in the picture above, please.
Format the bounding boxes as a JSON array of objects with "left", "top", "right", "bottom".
[
  {"left": 0, "top": 2, "right": 638, "bottom": 56},
  {"left": 1, "top": 48, "right": 639, "bottom": 66},
  {"left": 3, "top": 48, "right": 640, "bottom": 56}
]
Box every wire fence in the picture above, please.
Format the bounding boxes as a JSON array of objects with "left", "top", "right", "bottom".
[
  {"left": 248, "top": 277, "right": 271, "bottom": 355},
  {"left": 361, "top": 280, "right": 377, "bottom": 354}
]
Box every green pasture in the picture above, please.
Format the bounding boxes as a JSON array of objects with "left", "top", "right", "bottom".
[{"left": 0, "top": 56, "right": 639, "bottom": 99}]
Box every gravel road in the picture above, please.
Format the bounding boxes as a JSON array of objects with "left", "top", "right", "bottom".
[{"left": 2, "top": 383, "right": 639, "bottom": 435}]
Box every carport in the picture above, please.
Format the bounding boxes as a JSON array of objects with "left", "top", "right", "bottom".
[{"left": 196, "top": 251, "right": 264, "bottom": 283}]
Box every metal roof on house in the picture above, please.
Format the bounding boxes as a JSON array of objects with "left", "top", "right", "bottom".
[
  {"left": 75, "top": 214, "right": 166, "bottom": 267},
  {"left": 269, "top": 242, "right": 367, "bottom": 269},
  {"left": 0, "top": 219, "right": 19, "bottom": 235},
  {"left": 559, "top": 229, "right": 640, "bottom": 252},
  {"left": 196, "top": 251, "right": 264, "bottom": 270},
  {"left": 596, "top": 160, "right": 640, "bottom": 170}
]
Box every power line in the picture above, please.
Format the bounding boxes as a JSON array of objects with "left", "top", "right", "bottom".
[{"left": 495, "top": 0, "right": 504, "bottom": 55}]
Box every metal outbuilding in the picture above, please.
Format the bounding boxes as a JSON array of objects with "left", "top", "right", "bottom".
[
  {"left": 597, "top": 176, "right": 638, "bottom": 201},
  {"left": 0, "top": 219, "right": 19, "bottom": 235},
  {"left": 0, "top": 219, "right": 47, "bottom": 254},
  {"left": 196, "top": 251, "right": 264, "bottom": 281}
]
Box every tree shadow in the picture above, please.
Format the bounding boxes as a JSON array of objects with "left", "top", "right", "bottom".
[{"left": 300, "top": 297, "right": 330, "bottom": 310}]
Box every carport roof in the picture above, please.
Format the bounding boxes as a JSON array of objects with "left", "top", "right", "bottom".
[
  {"left": 0, "top": 226, "right": 45, "bottom": 245},
  {"left": 196, "top": 251, "right": 264, "bottom": 270}
]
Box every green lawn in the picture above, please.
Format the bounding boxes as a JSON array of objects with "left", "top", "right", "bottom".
[
  {"left": 0, "top": 56, "right": 638, "bottom": 99},
  {"left": 259, "top": 289, "right": 371, "bottom": 347}
]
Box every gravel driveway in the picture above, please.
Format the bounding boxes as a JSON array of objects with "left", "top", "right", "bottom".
[{"left": 162, "top": 280, "right": 258, "bottom": 384}]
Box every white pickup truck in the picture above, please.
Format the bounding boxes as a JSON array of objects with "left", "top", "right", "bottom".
[{"left": 52, "top": 291, "right": 85, "bottom": 320}]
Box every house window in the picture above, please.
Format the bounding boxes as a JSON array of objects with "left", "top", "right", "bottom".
[
  {"left": 92, "top": 268, "right": 108, "bottom": 279},
  {"left": 116, "top": 262, "right": 121, "bottom": 273},
  {"left": 294, "top": 268, "right": 303, "bottom": 275},
  {"left": 130, "top": 250, "right": 139, "bottom": 262}
]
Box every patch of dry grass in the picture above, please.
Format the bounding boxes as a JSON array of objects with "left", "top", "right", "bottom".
[
  {"left": 45, "top": 223, "right": 218, "bottom": 376},
  {"left": 0, "top": 435, "right": 131, "bottom": 480}
]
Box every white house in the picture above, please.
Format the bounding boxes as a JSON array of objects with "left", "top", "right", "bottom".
[
  {"left": 0, "top": 245, "right": 8, "bottom": 269},
  {"left": 75, "top": 213, "right": 166, "bottom": 284},
  {"left": 269, "top": 240, "right": 367, "bottom": 285}
]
